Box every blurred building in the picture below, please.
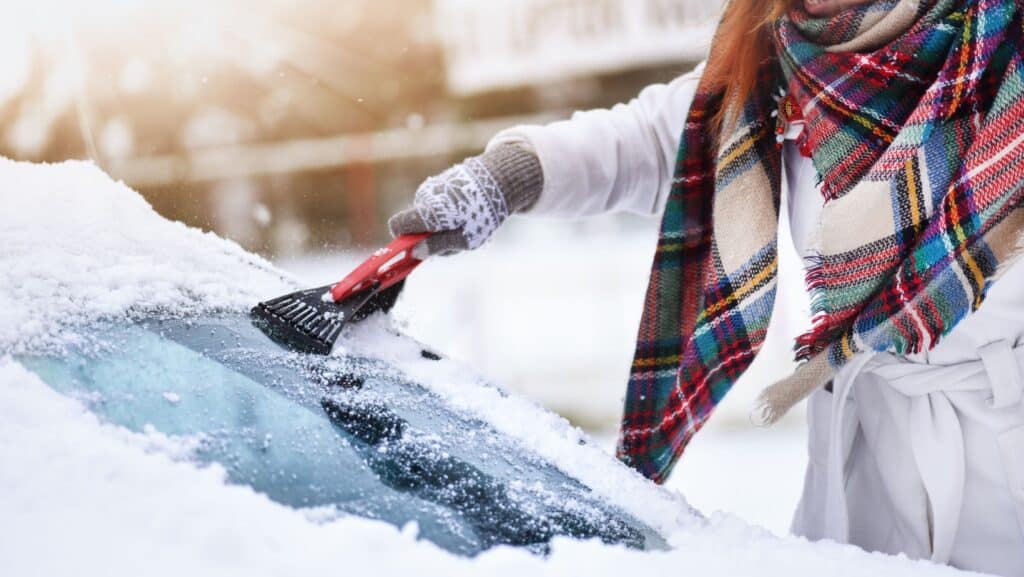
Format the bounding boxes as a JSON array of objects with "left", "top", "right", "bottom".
[
  {"left": 437, "top": 0, "right": 718, "bottom": 94},
  {"left": 0, "top": 0, "right": 721, "bottom": 257}
]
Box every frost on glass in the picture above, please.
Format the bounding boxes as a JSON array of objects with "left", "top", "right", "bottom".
[{"left": 20, "top": 315, "right": 662, "bottom": 556}]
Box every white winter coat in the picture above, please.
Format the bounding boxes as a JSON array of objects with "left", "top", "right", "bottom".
[{"left": 487, "top": 62, "right": 1024, "bottom": 576}]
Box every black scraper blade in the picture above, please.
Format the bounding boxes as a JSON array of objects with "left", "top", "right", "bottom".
[{"left": 251, "top": 281, "right": 405, "bottom": 355}]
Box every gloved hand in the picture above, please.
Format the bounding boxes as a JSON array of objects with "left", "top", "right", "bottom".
[{"left": 388, "top": 144, "right": 543, "bottom": 258}]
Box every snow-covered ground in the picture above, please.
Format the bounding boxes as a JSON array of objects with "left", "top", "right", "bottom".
[{"left": 0, "top": 158, "right": 980, "bottom": 576}]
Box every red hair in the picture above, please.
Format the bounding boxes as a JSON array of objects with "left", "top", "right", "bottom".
[{"left": 703, "top": 0, "right": 796, "bottom": 136}]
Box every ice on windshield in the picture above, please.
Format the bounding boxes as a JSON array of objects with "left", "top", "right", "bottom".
[{"left": 19, "top": 315, "right": 660, "bottom": 556}]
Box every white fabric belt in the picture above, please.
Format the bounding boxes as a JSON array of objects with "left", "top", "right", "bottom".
[{"left": 824, "top": 339, "right": 1024, "bottom": 563}]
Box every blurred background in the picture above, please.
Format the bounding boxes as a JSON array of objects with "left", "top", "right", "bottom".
[{"left": 1, "top": 0, "right": 813, "bottom": 534}]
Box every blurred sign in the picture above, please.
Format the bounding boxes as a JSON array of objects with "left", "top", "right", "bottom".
[{"left": 435, "top": 0, "right": 722, "bottom": 95}]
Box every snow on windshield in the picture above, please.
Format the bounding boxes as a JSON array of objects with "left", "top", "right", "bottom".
[
  {"left": 0, "top": 158, "right": 293, "bottom": 355},
  {"left": 0, "top": 159, "right": 967, "bottom": 576}
]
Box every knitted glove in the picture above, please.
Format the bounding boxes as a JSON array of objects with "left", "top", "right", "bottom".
[{"left": 388, "top": 144, "right": 543, "bottom": 257}]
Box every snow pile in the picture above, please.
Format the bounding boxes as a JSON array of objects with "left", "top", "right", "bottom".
[
  {"left": 0, "top": 159, "right": 976, "bottom": 576},
  {"left": 0, "top": 158, "right": 292, "bottom": 354}
]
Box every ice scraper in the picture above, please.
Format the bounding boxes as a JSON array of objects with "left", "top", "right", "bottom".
[{"left": 251, "top": 233, "right": 431, "bottom": 355}]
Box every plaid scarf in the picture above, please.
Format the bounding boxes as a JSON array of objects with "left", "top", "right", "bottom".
[{"left": 618, "top": 0, "right": 1024, "bottom": 483}]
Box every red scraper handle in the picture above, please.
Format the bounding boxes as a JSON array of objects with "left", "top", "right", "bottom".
[{"left": 329, "top": 233, "right": 431, "bottom": 303}]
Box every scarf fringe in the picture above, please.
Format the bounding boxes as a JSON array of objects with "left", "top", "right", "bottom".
[
  {"left": 754, "top": 351, "right": 835, "bottom": 425},
  {"left": 795, "top": 252, "right": 838, "bottom": 361}
]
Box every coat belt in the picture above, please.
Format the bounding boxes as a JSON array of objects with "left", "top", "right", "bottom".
[{"left": 823, "top": 339, "right": 1024, "bottom": 563}]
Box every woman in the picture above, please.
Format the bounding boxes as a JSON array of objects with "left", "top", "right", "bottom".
[{"left": 390, "top": 0, "right": 1024, "bottom": 573}]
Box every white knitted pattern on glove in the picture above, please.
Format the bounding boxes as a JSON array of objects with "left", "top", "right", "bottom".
[{"left": 414, "top": 158, "right": 509, "bottom": 250}]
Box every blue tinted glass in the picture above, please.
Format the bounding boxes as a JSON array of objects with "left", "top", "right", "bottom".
[{"left": 20, "top": 315, "right": 662, "bottom": 556}]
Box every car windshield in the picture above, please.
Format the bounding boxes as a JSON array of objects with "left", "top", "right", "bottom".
[{"left": 19, "top": 314, "right": 662, "bottom": 556}]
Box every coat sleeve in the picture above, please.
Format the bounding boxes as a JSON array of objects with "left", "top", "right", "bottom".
[{"left": 486, "top": 62, "right": 704, "bottom": 218}]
